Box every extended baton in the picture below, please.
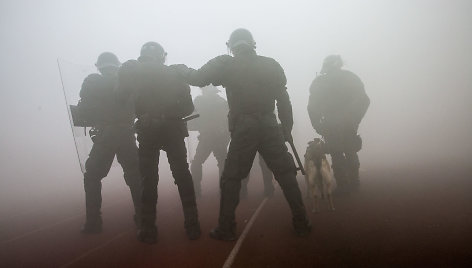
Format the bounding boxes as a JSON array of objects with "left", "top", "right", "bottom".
[{"left": 182, "top": 114, "right": 200, "bottom": 121}]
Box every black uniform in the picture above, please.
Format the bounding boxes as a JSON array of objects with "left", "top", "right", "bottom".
[
  {"left": 77, "top": 72, "right": 141, "bottom": 232},
  {"left": 119, "top": 57, "right": 200, "bottom": 242},
  {"left": 176, "top": 50, "right": 310, "bottom": 239},
  {"left": 307, "top": 69, "right": 370, "bottom": 191},
  {"left": 189, "top": 90, "right": 230, "bottom": 196}
]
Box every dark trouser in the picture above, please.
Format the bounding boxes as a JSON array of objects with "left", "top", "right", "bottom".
[
  {"left": 325, "top": 130, "right": 361, "bottom": 189},
  {"left": 190, "top": 133, "right": 229, "bottom": 194},
  {"left": 83, "top": 126, "right": 141, "bottom": 222},
  {"left": 137, "top": 127, "right": 198, "bottom": 230},
  {"left": 330, "top": 152, "right": 360, "bottom": 188},
  {"left": 241, "top": 153, "right": 274, "bottom": 195},
  {"left": 218, "top": 114, "right": 307, "bottom": 232}
]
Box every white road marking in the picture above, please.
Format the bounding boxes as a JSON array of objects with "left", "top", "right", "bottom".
[
  {"left": 0, "top": 200, "right": 127, "bottom": 244},
  {"left": 59, "top": 231, "right": 130, "bottom": 268},
  {"left": 222, "top": 197, "right": 268, "bottom": 268}
]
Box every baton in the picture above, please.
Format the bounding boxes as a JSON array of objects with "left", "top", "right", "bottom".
[
  {"left": 287, "top": 137, "right": 306, "bottom": 175},
  {"left": 182, "top": 114, "right": 200, "bottom": 121}
]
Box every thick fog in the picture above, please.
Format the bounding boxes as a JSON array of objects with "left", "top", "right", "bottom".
[{"left": 1, "top": 0, "right": 471, "bottom": 204}]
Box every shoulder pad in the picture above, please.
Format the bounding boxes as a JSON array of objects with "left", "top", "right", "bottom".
[
  {"left": 120, "top": 59, "right": 140, "bottom": 74},
  {"left": 340, "top": 70, "right": 363, "bottom": 85},
  {"left": 119, "top": 59, "right": 141, "bottom": 82},
  {"left": 83, "top": 73, "right": 102, "bottom": 83},
  {"left": 122, "top": 59, "right": 140, "bottom": 69},
  {"left": 80, "top": 73, "right": 104, "bottom": 98},
  {"left": 209, "top": 55, "right": 233, "bottom": 65}
]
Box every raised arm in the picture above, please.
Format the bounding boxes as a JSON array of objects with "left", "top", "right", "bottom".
[{"left": 173, "top": 55, "right": 231, "bottom": 87}]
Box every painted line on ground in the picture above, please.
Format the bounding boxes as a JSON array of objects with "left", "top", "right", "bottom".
[
  {"left": 222, "top": 197, "right": 268, "bottom": 268},
  {"left": 59, "top": 230, "right": 130, "bottom": 268},
  {"left": 0, "top": 214, "right": 85, "bottom": 244},
  {"left": 0, "top": 209, "right": 37, "bottom": 224},
  {"left": 0, "top": 199, "right": 128, "bottom": 244}
]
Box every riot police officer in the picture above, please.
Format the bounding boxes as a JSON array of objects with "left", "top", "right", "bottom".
[
  {"left": 77, "top": 52, "right": 141, "bottom": 234},
  {"left": 188, "top": 85, "right": 230, "bottom": 197},
  {"left": 307, "top": 55, "right": 370, "bottom": 194},
  {"left": 119, "top": 42, "right": 201, "bottom": 244},
  {"left": 173, "top": 29, "right": 311, "bottom": 240}
]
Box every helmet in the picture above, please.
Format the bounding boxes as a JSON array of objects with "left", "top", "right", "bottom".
[
  {"left": 140, "top": 41, "right": 167, "bottom": 63},
  {"left": 227, "top": 28, "right": 256, "bottom": 51},
  {"left": 321, "top": 55, "right": 343, "bottom": 74},
  {"left": 95, "top": 52, "right": 120, "bottom": 69}
]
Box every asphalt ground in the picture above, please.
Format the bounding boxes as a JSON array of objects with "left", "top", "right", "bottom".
[{"left": 1, "top": 165, "right": 471, "bottom": 267}]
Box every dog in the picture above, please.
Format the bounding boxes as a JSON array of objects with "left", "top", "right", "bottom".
[{"left": 304, "top": 138, "right": 336, "bottom": 212}]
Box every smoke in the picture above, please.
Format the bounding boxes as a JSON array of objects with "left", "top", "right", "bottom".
[{"left": 1, "top": 0, "right": 471, "bottom": 207}]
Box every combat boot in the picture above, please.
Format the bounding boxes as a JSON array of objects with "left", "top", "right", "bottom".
[
  {"left": 293, "top": 217, "right": 312, "bottom": 237},
  {"left": 185, "top": 219, "right": 201, "bottom": 240},
  {"left": 137, "top": 226, "right": 157, "bottom": 244},
  {"left": 81, "top": 217, "right": 103, "bottom": 234},
  {"left": 209, "top": 220, "right": 236, "bottom": 241},
  {"left": 183, "top": 206, "right": 201, "bottom": 240}
]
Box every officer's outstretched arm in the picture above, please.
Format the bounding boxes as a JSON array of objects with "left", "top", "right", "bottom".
[{"left": 173, "top": 55, "right": 230, "bottom": 87}]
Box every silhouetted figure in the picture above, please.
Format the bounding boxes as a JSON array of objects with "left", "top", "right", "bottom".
[
  {"left": 188, "top": 85, "right": 230, "bottom": 197},
  {"left": 76, "top": 52, "right": 141, "bottom": 234},
  {"left": 241, "top": 153, "right": 274, "bottom": 198},
  {"left": 118, "top": 42, "right": 201, "bottom": 244},
  {"left": 307, "top": 55, "right": 370, "bottom": 194},
  {"left": 173, "top": 28, "right": 311, "bottom": 240}
]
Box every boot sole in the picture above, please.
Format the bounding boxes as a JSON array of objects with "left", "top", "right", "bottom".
[{"left": 209, "top": 231, "right": 236, "bottom": 241}]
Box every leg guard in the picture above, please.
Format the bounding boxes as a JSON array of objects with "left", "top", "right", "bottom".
[
  {"left": 210, "top": 179, "right": 240, "bottom": 241},
  {"left": 82, "top": 173, "right": 103, "bottom": 234},
  {"left": 275, "top": 171, "right": 311, "bottom": 236},
  {"left": 345, "top": 152, "right": 360, "bottom": 189},
  {"left": 83, "top": 174, "right": 102, "bottom": 222},
  {"left": 176, "top": 179, "right": 201, "bottom": 240},
  {"left": 138, "top": 150, "right": 159, "bottom": 230},
  {"left": 331, "top": 152, "right": 349, "bottom": 194}
]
